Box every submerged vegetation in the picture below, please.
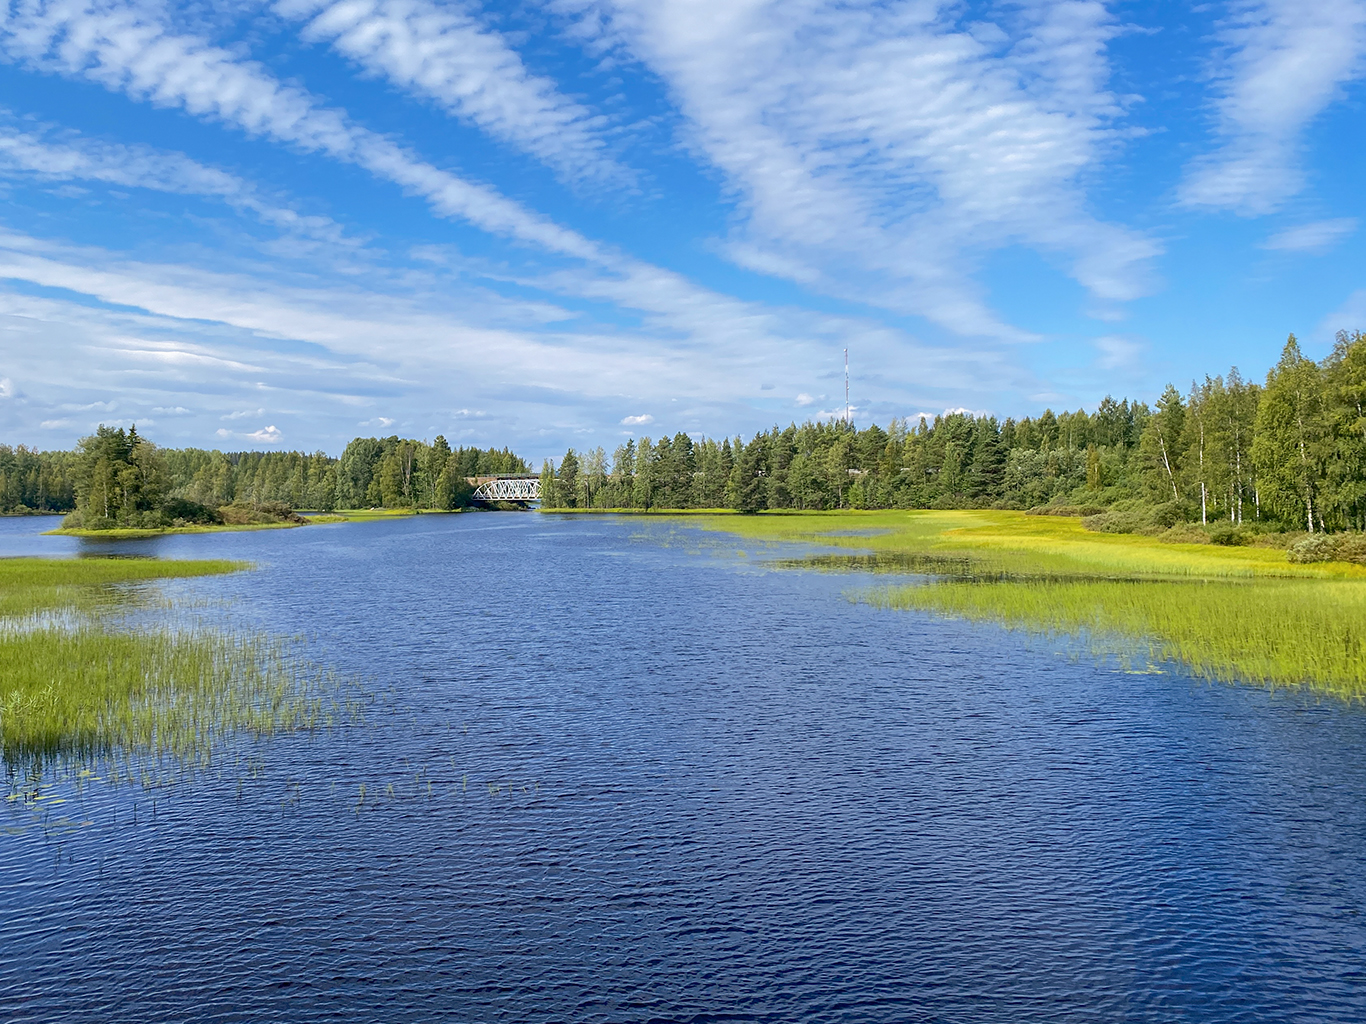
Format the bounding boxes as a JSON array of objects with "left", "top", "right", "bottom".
[
  {"left": 0, "top": 558, "right": 339, "bottom": 772},
  {"left": 695, "top": 509, "right": 1366, "bottom": 698}
]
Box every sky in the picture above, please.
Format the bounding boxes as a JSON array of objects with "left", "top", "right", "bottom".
[{"left": 1, "top": 0, "right": 1365, "bottom": 462}]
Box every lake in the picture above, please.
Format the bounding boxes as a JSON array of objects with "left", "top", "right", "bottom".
[{"left": 2, "top": 512, "right": 1365, "bottom": 1022}]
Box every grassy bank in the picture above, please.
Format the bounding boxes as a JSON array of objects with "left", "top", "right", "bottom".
[
  {"left": 49, "top": 521, "right": 307, "bottom": 539},
  {"left": 692, "top": 510, "right": 1366, "bottom": 697},
  {"left": 0, "top": 558, "right": 333, "bottom": 768}
]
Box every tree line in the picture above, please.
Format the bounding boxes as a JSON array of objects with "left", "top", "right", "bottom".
[
  {"left": 542, "top": 331, "right": 1366, "bottom": 535},
  {"left": 8, "top": 329, "right": 1366, "bottom": 535},
  {"left": 2, "top": 430, "right": 530, "bottom": 529}
]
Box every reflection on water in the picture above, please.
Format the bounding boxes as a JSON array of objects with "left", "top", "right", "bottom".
[{"left": 2, "top": 512, "right": 1365, "bottom": 1023}]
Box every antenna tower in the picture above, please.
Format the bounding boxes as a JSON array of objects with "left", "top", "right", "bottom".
[{"left": 844, "top": 348, "right": 850, "bottom": 426}]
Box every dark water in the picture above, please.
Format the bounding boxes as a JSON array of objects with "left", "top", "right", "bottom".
[{"left": 2, "top": 513, "right": 1365, "bottom": 1023}]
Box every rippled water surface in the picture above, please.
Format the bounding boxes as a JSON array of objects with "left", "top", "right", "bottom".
[{"left": 3, "top": 513, "right": 1365, "bottom": 1023}]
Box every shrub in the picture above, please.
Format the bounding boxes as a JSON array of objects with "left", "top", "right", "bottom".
[
  {"left": 218, "top": 501, "right": 306, "bottom": 526},
  {"left": 1206, "top": 522, "right": 1252, "bottom": 546},
  {"left": 1287, "top": 534, "right": 1340, "bottom": 563},
  {"left": 1083, "top": 510, "right": 1148, "bottom": 535},
  {"left": 161, "top": 497, "right": 223, "bottom": 526}
]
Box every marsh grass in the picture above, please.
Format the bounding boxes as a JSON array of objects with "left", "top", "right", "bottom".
[
  {"left": 869, "top": 579, "right": 1366, "bottom": 699},
  {"left": 0, "top": 558, "right": 348, "bottom": 782},
  {"left": 690, "top": 510, "right": 1366, "bottom": 697}
]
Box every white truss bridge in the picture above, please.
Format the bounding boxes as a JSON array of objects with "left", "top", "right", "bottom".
[{"left": 468, "top": 475, "right": 540, "bottom": 504}]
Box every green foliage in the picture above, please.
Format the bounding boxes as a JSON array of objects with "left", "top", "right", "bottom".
[
  {"left": 1252, "top": 336, "right": 1327, "bottom": 532},
  {"left": 33, "top": 427, "right": 531, "bottom": 529},
  {"left": 0, "top": 445, "right": 78, "bottom": 513},
  {"left": 544, "top": 330, "right": 1366, "bottom": 538}
]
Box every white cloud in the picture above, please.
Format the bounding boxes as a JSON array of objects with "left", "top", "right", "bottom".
[
  {"left": 39, "top": 418, "right": 71, "bottom": 428},
  {"left": 1262, "top": 218, "right": 1358, "bottom": 253},
  {"left": 1180, "top": 1, "right": 1366, "bottom": 215},
  {"left": 0, "top": 114, "right": 352, "bottom": 244},
  {"left": 0, "top": 225, "right": 1030, "bottom": 458},
  {"left": 620, "top": 413, "right": 652, "bottom": 425},
  {"left": 560, "top": 0, "right": 1159, "bottom": 336},
  {"left": 1094, "top": 334, "right": 1144, "bottom": 371},
  {"left": 280, "top": 0, "right": 625, "bottom": 186},
  {"left": 0, "top": 0, "right": 600, "bottom": 260},
  {"left": 246, "top": 424, "right": 283, "bottom": 443},
  {"left": 0, "top": 376, "right": 13, "bottom": 398},
  {"left": 152, "top": 405, "right": 191, "bottom": 414},
  {"left": 794, "top": 392, "right": 813, "bottom": 406}
]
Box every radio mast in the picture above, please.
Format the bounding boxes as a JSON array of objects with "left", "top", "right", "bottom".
[{"left": 844, "top": 348, "right": 850, "bottom": 426}]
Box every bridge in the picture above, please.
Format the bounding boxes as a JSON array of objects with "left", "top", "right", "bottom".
[{"left": 467, "top": 474, "right": 540, "bottom": 505}]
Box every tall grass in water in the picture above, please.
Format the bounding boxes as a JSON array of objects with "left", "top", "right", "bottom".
[
  {"left": 869, "top": 578, "right": 1366, "bottom": 699},
  {"left": 687, "top": 510, "right": 1366, "bottom": 697},
  {"left": 0, "top": 628, "right": 330, "bottom": 763},
  {"left": 0, "top": 558, "right": 335, "bottom": 772}
]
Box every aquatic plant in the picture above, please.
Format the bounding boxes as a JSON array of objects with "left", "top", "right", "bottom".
[
  {"left": 696, "top": 510, "right": 1366, "bottom": 697},
  {"left": 0, "top": 558, "right": 342, "bottom": 772}
]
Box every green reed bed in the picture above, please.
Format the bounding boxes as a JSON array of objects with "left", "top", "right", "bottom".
[
  {"left": 0, "top": 627, "right": 330, "bottom": 763},
  {"left": 868, "top": 578, "right": 1366, "bottom": 699},
  {"left": 688, "top": 511, "right": 1366, "bottom": 697},
  {"left": 0, "top": 556, "right": 241, "bottom": 618},
  {"left": 0, "top": 558, "right": 334, "bottom": 770}
]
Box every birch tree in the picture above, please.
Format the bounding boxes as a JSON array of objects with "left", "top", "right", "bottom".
[{"left": 1252, "top": 336, "right": 1327, "bottom": 532}]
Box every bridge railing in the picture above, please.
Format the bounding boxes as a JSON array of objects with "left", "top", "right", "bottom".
[{"left": 469, "top": 477, "right": 540, "bottom": 502}]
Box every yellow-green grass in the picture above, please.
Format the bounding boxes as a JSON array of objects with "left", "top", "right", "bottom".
[
  {"left": 540, "top": 507, "right": 734, "bottom": 515},
  {"left": 326, "top": 508, "right": 427, "bottom": 521},
  {"left": 48, "top": 521, "right": 306, "bottom": 538},
  {"left": 687, "top": 510, "right": 1366, "bottom": 697},
  {"left": 0, "top": 557, "right": 243, "bottom": 618},
  {"left": 692, "top": 508, "right": 1366, "bottom": 580},
  {"left": 0, "top": 558, "right": 331, "bottom": 767},
  {"left": 868, "top": 578, "right": 1366, "bottom": 699}
]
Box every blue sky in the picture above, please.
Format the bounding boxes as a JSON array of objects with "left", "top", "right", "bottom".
[{"left": 1, "top": 0, "right": 1364, "bottom": 462}]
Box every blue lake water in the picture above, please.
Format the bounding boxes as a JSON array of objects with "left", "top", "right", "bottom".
[{"left": 2, "top": 512, "right": 1365, "bottom": 1023}]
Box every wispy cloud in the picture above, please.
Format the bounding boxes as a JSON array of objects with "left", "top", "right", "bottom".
[
  {"left": 280, "top": 0, "right": 626, "bottom": 186},
  {"left": 0, "top": 226, "right": 1023, "bottom": 455},
  {"left": 1261, "top": 217, "right": 1358, "bottom": 252},
  {"left": 1094, "top": 334, "right": 1143, "bottom": 371},
  {"left": 0, "top": 0, "right": 600, "bottom": 258},
  {"left": 0, "top": 113, "right": 352, "bottom": 244},
  {"left": 559, "top": 0, "right": 1159, "bottom": 337},
  {"left": 1180, "top": 0, "right": 1366, "bottom": 215},
  {"left": 620, "top": 413, "right": 652, "bottom": 425}
]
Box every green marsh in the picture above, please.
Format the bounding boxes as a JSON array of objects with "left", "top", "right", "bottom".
[
  {"left": 0, "top": 558, "right": 337, "bottom": 770},
  {"left": 695, "top": 509, "right": 1366, "bottom": 698}
]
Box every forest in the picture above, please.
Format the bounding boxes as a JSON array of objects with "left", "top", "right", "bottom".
[
  {"left": 7, "top": 330, "right": 1366, "bottom": 537},
  {"left": 542, "top": 332, "right": 1366, "bottom": 537},
  {"left": 2, "top": 431, "right": 528, "bottom": 530}
]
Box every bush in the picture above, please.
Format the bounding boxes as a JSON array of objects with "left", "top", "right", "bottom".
[
  {"left": 1287, "top": 534, "right": 1340, "bottom": 563},
  {"left": 161, "top": 498, "right": 223, "bottom": 526},
  {"left": 1083, "top": 510, "right": 1148, "bottom": 535},
  {"left": 1334, "top": 534, "right": 1366, "bottom": 564},
  {"left": 1158, "top": 523, "right": 1211, "bottom": 545},
  {"left": 218, "top": 501, "right": 306, "bottom": 526},
  {"left": 1027, "top": 504, "right": 1106, "bottom": 517},
  {"left": 1206, "top": 522, "right": 1252, "bottom": 546},
  {"left": 1149, "top": 501, "right": 1189, "bottom": 529}
]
